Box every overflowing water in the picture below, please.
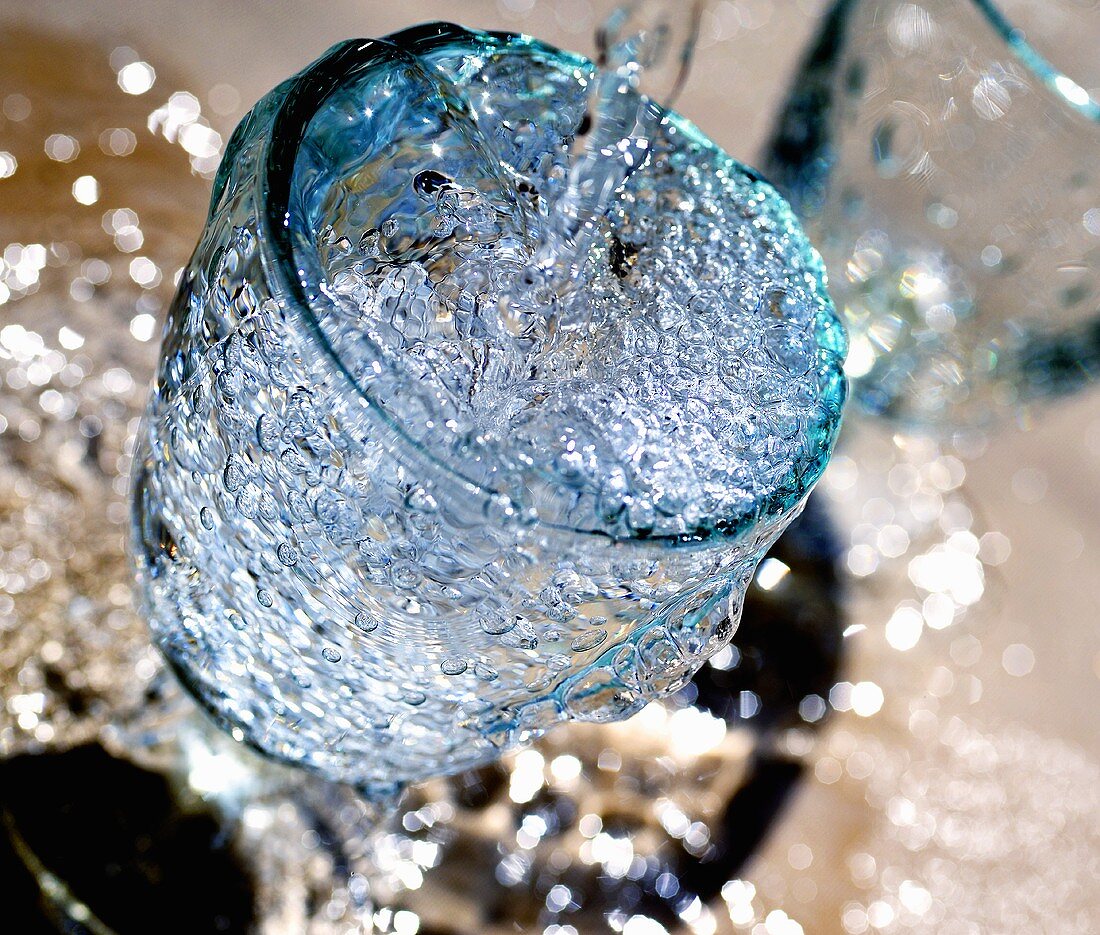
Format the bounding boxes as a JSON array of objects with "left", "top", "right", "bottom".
[
  {"left": 133, "top": 14, "right": 845, "bottom": 786},
  {"left": 522, "top": 0, "right": 704, "bottom": 309},
  {"left": 315, "top": 9, "right": 843, "bottom": 541}
]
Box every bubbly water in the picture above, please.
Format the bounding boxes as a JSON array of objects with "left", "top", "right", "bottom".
[
  {"left": 316, "top": 14, "right": 840, "bottom": 540},
  {"left": 133, "top": 18, "right": 845, "bottom": 787}
]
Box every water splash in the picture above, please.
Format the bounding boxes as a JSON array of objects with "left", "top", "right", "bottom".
[{"left": 513, "top": 0, "right": 707, "bottom": 339}]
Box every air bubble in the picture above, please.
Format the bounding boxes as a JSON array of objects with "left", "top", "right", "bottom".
[
  {"left": 413, "top": 169, "right": 454, "bottom": 199},
  {"left": 479, "top": 613, "right": 516, "bottom": 636},
  {"left": 441, "top": 657, "right": 468, "bottom": 676},
  {"left": 276, "top": 542, "right": 298, "bottom": 566},
  {"left": 353, "top": 612, "right": 379, "bottom": 633},
  {"left": 570, "top": 628, "right": 607, "bottom": 652},
  {"left": 222, "top": 455, "right": 249, "bottom": 491},
  {"left": 256, "top": 414, "right": 280, "bottom": 450},
  {"left": 474, "top": 661, "right": 499, "bottom": 682}
]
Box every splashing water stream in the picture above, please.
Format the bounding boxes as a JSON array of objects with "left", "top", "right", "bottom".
[{"left": 524, "top": 0, "right": 708, "bottom": 325}]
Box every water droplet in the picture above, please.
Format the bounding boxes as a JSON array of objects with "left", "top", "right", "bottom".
[
  {"left": 474, "top": 661, "right": 499, "bottom": 682},
  {"left": 353, "top": 612, "right": 379, "bottom": 633},
  {"left": 570, "top": 627, "right": 608, "bottom": 652},
  {"left": 441, "top": 657, "right": 468, "bottom": 676}
]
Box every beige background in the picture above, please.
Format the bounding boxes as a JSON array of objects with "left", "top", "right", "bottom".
[{"left": 2, "top": 0, "right": 1098, "bottom": 930}]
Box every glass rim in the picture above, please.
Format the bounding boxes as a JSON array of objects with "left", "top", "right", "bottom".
[
  {"left": 257, "top": 21, "right": 827, "bottom": 548},
  {"left": 261, "top": 25, "right": 581, "bottom": 534},
  {"left": 972, "top": 0, "right": 1100, "bottom": 122}
]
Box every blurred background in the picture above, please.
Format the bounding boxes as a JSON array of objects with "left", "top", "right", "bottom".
[{"left": 0, "top": 1, "right": 1098, "bottom": 932}]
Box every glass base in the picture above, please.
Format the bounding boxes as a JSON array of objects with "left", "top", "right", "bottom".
[{"left": 1, "top": 501, "right": 844, "bottom": 935}]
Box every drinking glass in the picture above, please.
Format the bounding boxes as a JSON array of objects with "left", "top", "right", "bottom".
[
  {"left": 766, "top": 0, "right": 1100, "bottom": 428},
  {"left": 131, "top": 22, "right": 846, "bottom": 791}
]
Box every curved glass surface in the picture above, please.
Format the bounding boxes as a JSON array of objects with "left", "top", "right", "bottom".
[{"left": 766, "top": 0, "right": 1100, "bottom": 428}]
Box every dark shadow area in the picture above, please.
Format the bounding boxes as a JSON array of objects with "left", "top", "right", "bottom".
[{"left": 0, "top": 745, "right": 257, "bottom": 934}]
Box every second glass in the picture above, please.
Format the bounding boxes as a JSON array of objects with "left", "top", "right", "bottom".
[{"left": 767, "top": 0, "right": 1100, "bottom": 429}]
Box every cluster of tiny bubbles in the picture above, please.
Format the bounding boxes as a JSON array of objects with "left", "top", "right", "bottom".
[
  {"left": 0, "top": 28, "right": 214, "bottom": 756},
  {"left": 314, "top": 31, "right": 847, "bottom": 541}
]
